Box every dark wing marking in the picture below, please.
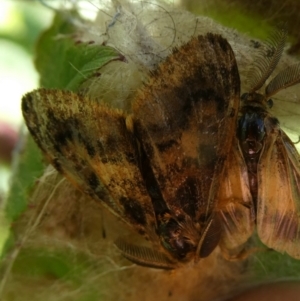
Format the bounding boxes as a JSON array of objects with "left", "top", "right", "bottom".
[
  {"left": 133, "top": 33, "right": 240, "bottom": 221},
  {"left": 22, "top": 89, "right": 156, "bottom": 238},
  {"left": 257, "top": 124, "right": 300, "bottom": 258}
]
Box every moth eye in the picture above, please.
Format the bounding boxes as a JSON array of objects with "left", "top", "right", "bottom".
[
  {"left": 257, "top": 125, "right": 265, "bottom": 142},
  {"left": 256, "top": 118, "right": 265, "bottom": 142}
]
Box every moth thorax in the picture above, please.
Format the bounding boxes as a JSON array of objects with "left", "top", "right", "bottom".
[{"left": 238, "top": 108, "right": 266, "bottom": 158}]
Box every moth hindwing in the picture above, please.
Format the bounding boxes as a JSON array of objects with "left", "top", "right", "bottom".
[{"left": 22, "top": 33, "right": 245, "bottom": 268}]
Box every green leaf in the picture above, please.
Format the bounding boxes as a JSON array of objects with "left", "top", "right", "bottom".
[
  {"left": 5, "top": 135, "right": 44, "bottom": 222},
  {"left": 251, "top": 234, "right": 300, "bottom": 280},
  {"left": 0, "top": 135, "right": 43, "bottom": 259},
  {"left": 13, "top": 248, "right": 87, "bottom": 281},
  {"left": 35, "top": 12, "right": 122, "bottom": 90},
  {"left": 2, "top": 247, "right": 107, "bottom": 301},
  {"left": 188, "top": 1, "right": 274, "bottom": 41}
]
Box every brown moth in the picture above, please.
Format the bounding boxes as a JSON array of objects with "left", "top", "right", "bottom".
[
  {"left": 22, "top": 34, "right": 241, "bottom": 269},
  {"left": 218, "top": 27, "right": 300, "bottom": 259},
  {"left": 234, "top": 28, "right": 300, "bottom": 259}
]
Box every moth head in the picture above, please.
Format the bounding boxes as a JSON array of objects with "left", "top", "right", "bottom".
[
  {"left": 158, "top": 213, "right": 196, "bottom": 261},
  {"left": 158, "top": 213, "right": 221, "bottom": 263}
]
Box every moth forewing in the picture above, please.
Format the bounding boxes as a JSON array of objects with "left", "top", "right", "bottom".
[
  {"left": 256, "top": 124, "right": 300, "bottom": 259},
  {"left": 281, "top": 131, "right": 300, "bottom": 169},
  {"left": 132, "top": 33, "right": 241, "bottom": 261},
  {"left": 217, "top": 138, "right": 255, "bottom": 253},
  {"left": 22, "top": 89, "right": 157, "bottom": 240},
  {"left": 133, "top": 34, "right": 240, "bottom": 209}
]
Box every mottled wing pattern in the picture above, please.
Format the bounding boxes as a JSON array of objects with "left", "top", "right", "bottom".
[
  {"left": 218, "top": 138, "right": 255, "bottom": 252},
  {"left": 257, "top": 126, "right": 300, "bottom": 258},
  {"left": 22, "top": 89, "right": 156, "bottom": 238},
  {"left": 133, "top": 34, "right": 240, "bottom": 221}
]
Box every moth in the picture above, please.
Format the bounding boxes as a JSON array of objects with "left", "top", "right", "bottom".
[
  {"left": 235, "top": 28, "right": 300, "bottom": 259},
  {"left": 21, "top": 31, "right": 300, "bottom": 269}
]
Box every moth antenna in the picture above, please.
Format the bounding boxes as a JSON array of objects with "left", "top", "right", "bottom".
[
  {"left": 265, "top": 63, "right": 300, "bottom": 98},
  {"left": 114, "top": 238, "right": 176, "bottom": 269},
  {"left": 195, "top": 218, "right": 214, "bottom": 261},
  {"left": 248, "top": 27, "right": 287, "bottom": 93}
]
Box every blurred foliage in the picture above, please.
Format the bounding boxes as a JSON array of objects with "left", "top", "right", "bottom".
[
  {"left": 4, "top": 135, "right": 44, "bottom": 222},
  {"left": 0, "top": 0, "right": 54, "bottom": 253},
  {"left": 0, "top": 1, "right": 51, "bottom": 54},
  {"left": 0, "top": 6, "right": 129, "bottom": 301},
  {"left": 184, "top": 0, "right": 300, "bottom": 53}
]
